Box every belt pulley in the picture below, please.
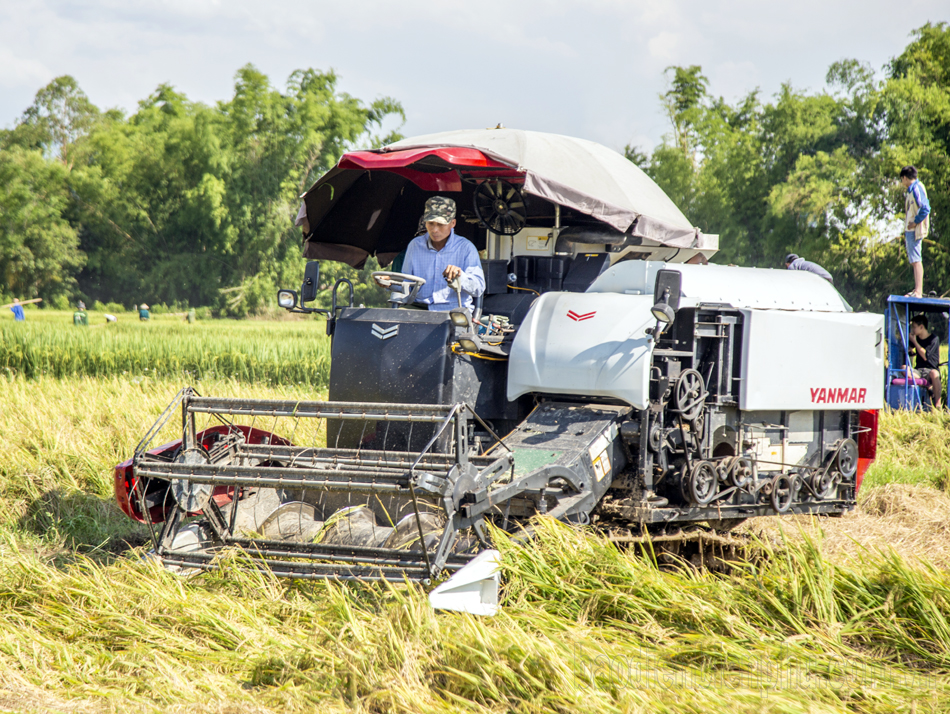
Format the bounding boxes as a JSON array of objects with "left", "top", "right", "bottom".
[{"left": 672, "top": 369, "right": 707, "bottom": 422}]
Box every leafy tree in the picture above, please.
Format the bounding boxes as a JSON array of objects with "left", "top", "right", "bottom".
[
  {"left": 56, "top": 66, "right": 403, "bottom": 313},
  {"left": 0, "top": 147, "right": 83, "bottom": 299},
  {"left": 3, "top": 76, "right": 100, "bottom": 168},
  {"left": 883, "top": 22, "right": 950, "bottom": 295}
]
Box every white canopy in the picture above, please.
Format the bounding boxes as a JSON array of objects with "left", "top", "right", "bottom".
[{"left": 385, "top": 128, "right": 716, "bottom": 250}]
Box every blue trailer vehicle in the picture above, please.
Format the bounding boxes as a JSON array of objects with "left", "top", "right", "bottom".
[{"left": 885, "top": 295, "right": 950, "bottom": 410}]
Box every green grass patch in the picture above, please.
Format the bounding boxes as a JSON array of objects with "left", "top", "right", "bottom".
[
  {"left": 0, "top": 312, "right": 331, "bottom": 386},
  {"left": 865, "top": 409, "right": 950, "bottom": 490}
]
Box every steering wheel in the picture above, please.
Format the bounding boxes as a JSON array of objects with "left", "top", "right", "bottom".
[{"left": 371, "top": 271, "right": 427, "bottom": 306}]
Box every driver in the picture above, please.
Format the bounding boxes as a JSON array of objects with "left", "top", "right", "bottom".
[{"left": 397, "top": 196, "right": 485, "bottom": 311}]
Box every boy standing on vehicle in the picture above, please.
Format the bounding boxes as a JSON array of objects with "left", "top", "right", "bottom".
[
  {"left": 900, "top": 166, "right": 931, "bottom": 298},
  {"left": 909, "top": 314, "right": 941, "bottom": 408}
]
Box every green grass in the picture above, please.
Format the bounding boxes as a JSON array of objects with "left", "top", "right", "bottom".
[
  {"left": 864, "top": 408, "right": 950, "bottom": 490},
  {"left": 0, "top": 311, "right": 332, "bottom": 386}
]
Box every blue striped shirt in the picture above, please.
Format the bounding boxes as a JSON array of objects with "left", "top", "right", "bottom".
[
  {"left": 401, "top": 230, "right": 485, "bottom": 311},
  {"left": 907, "top": 180, "right": 931, "bottom": 224}
]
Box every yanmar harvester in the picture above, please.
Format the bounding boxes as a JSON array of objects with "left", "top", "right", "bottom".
[{"left": 116, "top": 129, "right": 882, "bottom": 589}]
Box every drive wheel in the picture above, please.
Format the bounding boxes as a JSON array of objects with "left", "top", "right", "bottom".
[
  {"left": 835, "top": 439, "right": 858, "bottom": 479},
  {"left": 688, "top": 461, "right": 719, "bottom": 505},
  {"left": 770, "top": 474, "right": 796, "bottom": 513},
  {"left": 811, "top": 469, "right": 839, "bottom": 500},
  {"left": 728, "top": 456, "right": 754, "bottom": 489}
]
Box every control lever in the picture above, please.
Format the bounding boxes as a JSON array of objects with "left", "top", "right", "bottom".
[{"left": 447, "top": 276, "right": 463, "bottom": 309}]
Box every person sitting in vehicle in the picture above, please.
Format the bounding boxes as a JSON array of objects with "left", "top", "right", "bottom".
[
  {"left": 395, "top": 196, "right": 485, "bottom": 311},
  {"left": 909, "top": 314, "right": 941, "bottom": 408}
]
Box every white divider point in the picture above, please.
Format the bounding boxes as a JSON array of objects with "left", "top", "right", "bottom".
[{"left": 429, "top": 549, "right": 501, "bottom": 616}]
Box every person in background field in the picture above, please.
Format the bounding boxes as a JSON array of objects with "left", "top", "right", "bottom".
[
  {"left": 139, "top": 303, "right": 150, "bottom": 321},
  {"left": 73, "top": 301, "right": 88, "bottom": 327},
  {"left": 909, "top": 313, "right": 941, "bottom": 408},
  {"left": 10, "top": 298, "right": 25, "bottom": 322},
  {"left": 785, "top": 254, "right": 833, "bottom": 283},
  {"left": 900, "top": 165, "right": 931, "bottom": 298}
]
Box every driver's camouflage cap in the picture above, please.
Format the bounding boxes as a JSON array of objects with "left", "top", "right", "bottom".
[{"left": 422, "top": 196, "right": 456, "bottom": 224}]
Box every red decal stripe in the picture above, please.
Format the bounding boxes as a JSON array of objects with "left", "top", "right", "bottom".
[{"left": 567, "top": 310, "right": 596, "bottom": 322}]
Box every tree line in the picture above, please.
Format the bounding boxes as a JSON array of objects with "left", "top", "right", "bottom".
[
  {"left": 1, "top": 23, "right": 947, "bottom": 314},
  {"left": 0, "top": 65, "right": 402, "bottom": 314}
]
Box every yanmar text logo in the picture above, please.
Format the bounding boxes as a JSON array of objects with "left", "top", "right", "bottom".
[
  {"left": 810, "top": 387, "right": 867, "bottom": 404},
  {"left": 567, "top": 310, "right": 596, "bottom": 322}
]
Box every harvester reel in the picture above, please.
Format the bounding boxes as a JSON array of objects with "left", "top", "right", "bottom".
[
  {"left": 770, "top": 474, "right": 796, "bottom": 513},
  {"left": 687, "top": 461, "right": 718, "bottom": 505},
  {"left": 171, "top": 447, "right": 213, "bottom": 512},
  {"left": 834, "top": 438, "right": 858, "bottom": 479},
  {"left": 473, "top": 179, "right": 527, "bottom": 235},
  {"left": 673, "top": 369, "right": 707, "bottom": 421}
]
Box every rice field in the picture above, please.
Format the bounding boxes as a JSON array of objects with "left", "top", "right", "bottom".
[
  {"left": 0, "top": 317, "right": 948, "bottom": 712},
  {"left": 0, "top": 310, "right": 331, "bottom": 386}
]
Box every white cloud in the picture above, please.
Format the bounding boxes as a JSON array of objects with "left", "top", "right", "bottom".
[
  {"left": 0, "top": 48, "right": 52, "bottom": 89},
  {"left": 709, "top": 60, "right": 761, "bottom": 102},
  {"left": 648, "top": 31, "right": 682, "bottom": 63},
  {"left": 0, "top": 0, "right": 947, "bottom": 149}
]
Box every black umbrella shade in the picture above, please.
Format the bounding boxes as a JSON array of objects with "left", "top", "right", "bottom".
[{"left": 299, "top": 129, "right": 715, "bottom": 268}]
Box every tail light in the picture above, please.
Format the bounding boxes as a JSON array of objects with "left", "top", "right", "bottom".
[{"left": 855, "top": 409, "right": 878, "bottom": 492}]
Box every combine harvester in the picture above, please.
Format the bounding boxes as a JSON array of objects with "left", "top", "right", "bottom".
[{"left": 116, "top": 129, "right": 883, "bottom": 604}]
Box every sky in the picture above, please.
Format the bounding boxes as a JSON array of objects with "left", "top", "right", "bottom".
[{"left": 1, "top": 0, "right": 947, "bottom": 155}]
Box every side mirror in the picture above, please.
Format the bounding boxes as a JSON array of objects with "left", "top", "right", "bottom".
[
  {"left": 652, "top": 269, "right": 681, "bottom": 324},
  {"left": 301, "top": 261, "right": 320, "bottom": 303},
  {"left": 650, "top": 269, "right": 681, "bottom": 339}
]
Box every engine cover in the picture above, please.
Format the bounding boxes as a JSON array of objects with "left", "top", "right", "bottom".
[{"left": 506, "top": 292, "right": 655, "bottom": 408}]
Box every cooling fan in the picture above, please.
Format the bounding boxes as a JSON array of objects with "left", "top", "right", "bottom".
[{"left": 473, "top": 179, "right": 527, "bottom": 235}]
